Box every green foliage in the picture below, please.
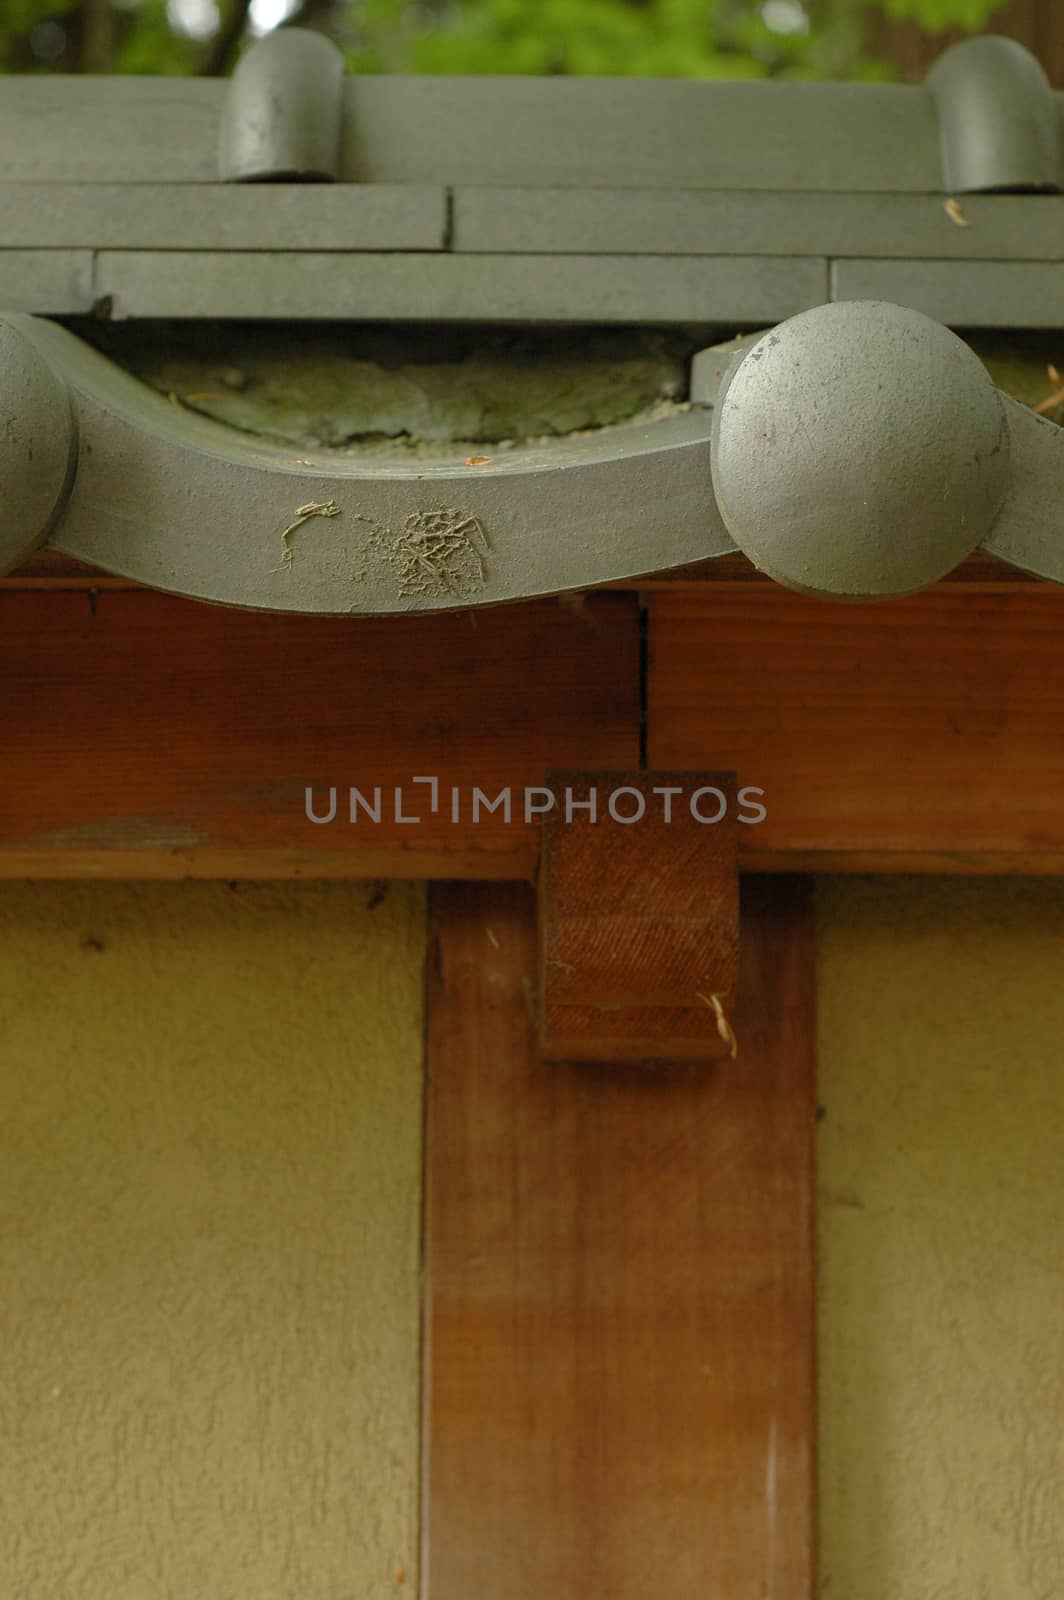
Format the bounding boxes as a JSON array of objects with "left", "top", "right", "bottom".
[
  {"left": 348, "top": 0, "right": 1009, "bottom": 80},
  {"left": 111, "top": 0, "right": 200, "bottom": 73},
  {"left": 0, "top": 0, "right": 1022, "bottom": 78},
  {"left": 0, "top": 0, "right": 197, "bottom": 72},
  {"left": 10, "top": 0, "right": 81, "bottom": 32},
  {"left": 351, "top": 0, "right": 820, "bottom": 78},
  {"left": 879, "top": 0, "right": 1006, "bottom": 28}
]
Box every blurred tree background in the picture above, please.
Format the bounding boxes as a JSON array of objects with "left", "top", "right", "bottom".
[{"left": 1, "top": 0, "right": 1055, "bottom": 83}]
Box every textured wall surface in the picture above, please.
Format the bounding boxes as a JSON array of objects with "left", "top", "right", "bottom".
[
  {"left": 3, "top": 871, "right": 1062, "bottom": 1599},
  {"left": 817, "top": 877, "right": 1064, "bottom": 1600},
  {"left": 0, "top": 881, "right": 425, "bottom": 1599}
]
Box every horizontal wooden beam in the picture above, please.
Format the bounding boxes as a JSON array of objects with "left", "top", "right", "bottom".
[
  {"left": 647, "top": 587, "right": 1064, "bottom": 874},
  {"left": 634, "top": 551, "right": 1045, "bottom": 590},
  {"left": 0, "top": 590, "right": 640, "bottom": 879},
  {"left": 7, "top": 580, "right": 1064, "bottom": 877},
  {"left": 4, "top": 549, "right": 1042, "bottom": 591}
]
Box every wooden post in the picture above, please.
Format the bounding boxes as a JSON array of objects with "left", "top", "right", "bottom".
[{"left": 425, "top": 876, "right": 816, "bottom": 1598}]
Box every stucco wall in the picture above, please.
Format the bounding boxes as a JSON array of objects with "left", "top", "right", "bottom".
[
  {"left": 0, "top": 880, "right": 425, "bottom": 1599},
  {"left": 817, "top": 876, "right": 1064, "bottom": 1600},
  {"left": 2, "top": 873, "right": 1061, "bottom": 1597}
]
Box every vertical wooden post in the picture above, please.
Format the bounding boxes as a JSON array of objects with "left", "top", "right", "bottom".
[{"left": 425, "top": 876, "right": 815, "bottom": 1598}]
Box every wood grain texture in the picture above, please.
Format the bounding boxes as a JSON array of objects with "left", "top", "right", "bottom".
[
  {"left": 425, "top": 876, "right": 815, "bottom": 1599},
  {"left": 4, "top": 548, "right": 1044, "bottom": 590},
  {"left": 631, "top": 549, "right": 1044, "bottom": 590},
  {"left": 538, "top": 771, "right": 739, "bottom": 1061},
  {"left": 0, "top": 590, "right": 639, "bottom": 879},
  {"left": 9, "top": 583, "right": 1064, "bottom": 876},
  {"left": 648, "top": 588, "right": 1064, "bottom": 873}
]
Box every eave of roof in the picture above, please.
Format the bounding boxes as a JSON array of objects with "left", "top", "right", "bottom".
[{"left": 0, "top": 33, "right": 1062, "bottom": 328}]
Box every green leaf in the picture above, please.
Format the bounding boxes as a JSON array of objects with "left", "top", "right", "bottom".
[{"left": 878, "top": 0, "right": 1007, "bottom": 29}]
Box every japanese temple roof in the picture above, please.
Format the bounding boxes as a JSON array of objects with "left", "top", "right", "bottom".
[
  {"left": 4, "top": 32, "right": 1064, "bottom": 609},
  {"left": 1, "top": 31, "right": 1064, "bottom": 326}
]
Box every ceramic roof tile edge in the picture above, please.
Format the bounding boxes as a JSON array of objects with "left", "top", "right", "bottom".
[
  {"left": 5, "top": 303, "right": 1064, "bottom": 607},
  {"left": 928, "top": 36, "right": 1062, "bottom": 194},
  {"left": 2, "top": 247, "right": 1060, "bottom": 328},
  {"left": 4, "top": 38, "right": 1064, "bottom": 608},
  {"left": 1, "top": 35, "right": 1060, "bottom": 193},
  {"left": 219, "top": 29, "right": 345, "bottom": 182},
  {"left": 3, "top": 36, "right": 1064, "bottom": 324},
  {"left": 219, "top": 29, "right": 1063, "bottom": 197}
]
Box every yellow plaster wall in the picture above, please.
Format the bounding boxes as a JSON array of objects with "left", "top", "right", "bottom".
[
  {"left": 3, "top": 872, "right": 1062, "bottom": 1599},
  {"left": 0, "top": 880, "right": 426, "bottom": 1600},
  {"left": 817, "top": 876, "right": 1064, "bottom": 1600}
]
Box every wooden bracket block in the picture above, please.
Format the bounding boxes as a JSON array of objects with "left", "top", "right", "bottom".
[{"left": 537, "top": 771, "right": 739, "bottom": 1062}]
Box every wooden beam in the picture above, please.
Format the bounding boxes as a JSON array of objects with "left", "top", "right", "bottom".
[
  {"left": 647, "top": 587, "right": 1064, "bottom": 873},
  {"left": 425, "top": 877, "right": 816, "bottom": 1598},
  {"left": 631, "top": 550, "right": 1044, "bottom": 590},
  {"left": 7, "top": 580, "right": 1064, "bottom": 875},
  {"left": 4, "top": 548, "right": 1042, "bottom": 590},
  {"left": 0, "top": 589, "right": 639, "bottom": 879}
]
